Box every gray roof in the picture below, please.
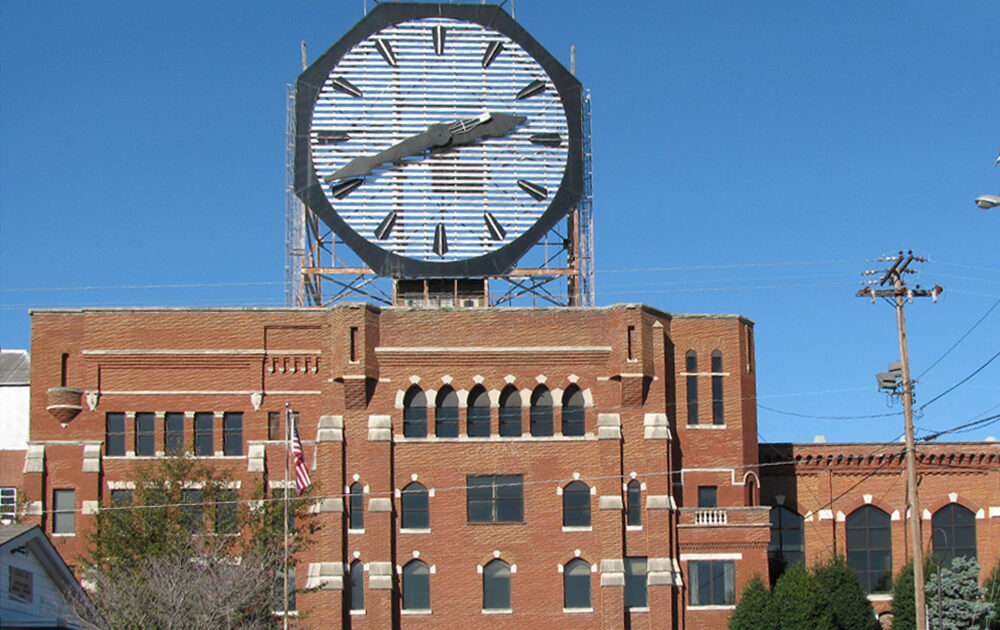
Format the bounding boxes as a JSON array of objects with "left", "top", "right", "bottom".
[
  {"left": 0, "top": 350, "right": 30, "bottom": 385},
  {"left": 0, "top": 522, "right": 35, "bottom": 545}
]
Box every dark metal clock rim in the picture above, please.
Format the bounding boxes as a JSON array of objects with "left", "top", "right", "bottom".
[{"left": 293, "top": 2, "right": 584, "bottom": 279}]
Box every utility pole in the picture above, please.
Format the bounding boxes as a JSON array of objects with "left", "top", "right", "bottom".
[{"left": 858, "top": 251, "right": 942, "bottom": 630}]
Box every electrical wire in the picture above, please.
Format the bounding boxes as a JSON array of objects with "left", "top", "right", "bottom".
[
  {"left": 917, "top": 297, "right": 1000, "bottom": 379},
  {"left": 918, "top": 350, "right": 1000, "bottom": 411}
]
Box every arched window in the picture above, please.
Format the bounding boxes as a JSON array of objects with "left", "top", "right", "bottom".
[
  {"left": 846, "top": 505, "right": 892, "bottom": 593},
  {"left": 746, "top": 477, "right": 757, "bottom": 506},
  {"left": 711, "top": 350, "right": 724, "bottom": 425},
  {"left": 686, "top": 350, "right": 698, "bottom": 425},
  {"left": 932, "top": 503, "right": 977, "bottom": 565},
  {"left": 626, "top": 480, "right": 642, "bottom": 527},
  {"left": 435, "top": 386, "right": 459, "bottom": 438},
  {"left": 530, "top": 386, "right": 553, "bottom": 436},
  {"left": 562, "top": 481, "right": 590, "bottom": 527},
  {"left": 483, "top": 559, "right": 511, "bottom": 611},
  {"left": 349, "top": 560, "right": 364, "bottom": 611},
  {"left": 403, "top": 387, "right": 428, "bottom": 438},
  {"left": 402, "top": 560, "right": 430, "bottom": 611},
  {"left": 467, "top": 385, "right": 491, "bottom": 437},
  {"left": 401, "top": 482, "right": 429, "bottom": 530},
  {"left": 768, "top": 506, "right": 804, "bottom": 585},
  {"left": 562, "top": 386, "right": 585, "bottom": 436},
  {"left": 563, "top": 558, "right": 591, "bottom": 610},
  {"left": 499, "top": 387, "right": 521, "bottom": 437},
  {"left": 349, "top": 482, "right": 364, "bottom": 531}
]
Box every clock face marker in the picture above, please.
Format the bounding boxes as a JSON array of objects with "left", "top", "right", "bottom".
[
  {"left": 482, "top": 40, "right": 504, "bottom": 68},
  {"left": 529, "top": 132, "right": 562, "bottom": 147},
  {"left": 517, "top": 179, "right": 548, "bottom": 201},
  {"left": 432, "top": 25, "right": 445, "bottom": 55},
  {"left": 433, "top": 223, "right": 449, "bottom": 257},
  {"left": 515, "top": 79, "right": 546, "bottom": 100},
  {"left": 484, "top": 212, "right": 506, "bottom": 241},
  {"left": 374, "top": 38, "right": 398, "bottom": 67},
  {"left": 374, "top": 211, "right": 398, "bottom": 240},
  {"left": 330, "top": 76, "right": 363, "bottom": 98},
  {"left": 315, "top": 130, "right": 350, "bottom": 145},
  {"left": 330, "top": 178, "right": 363, "bottom": 199}
]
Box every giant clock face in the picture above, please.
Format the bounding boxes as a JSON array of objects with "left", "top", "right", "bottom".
[{"left": 294, "top": 3, "right": 583, "bottom": 278}]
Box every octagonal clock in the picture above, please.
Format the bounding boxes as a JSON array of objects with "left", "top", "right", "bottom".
[{"left": 294, "top": 2, "right": 584, "bottom": 278}]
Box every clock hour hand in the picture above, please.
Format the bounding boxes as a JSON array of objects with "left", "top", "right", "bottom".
[
  {"left": 325, "top": 123, "right": 452, "bottom": 182},
  {"left": 449, "top": 112, "right": 525, "bottom": 147}
]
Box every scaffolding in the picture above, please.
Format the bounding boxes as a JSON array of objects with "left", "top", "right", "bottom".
[{"left": 284, "top": 86, "right": 595, "bottom": 308}]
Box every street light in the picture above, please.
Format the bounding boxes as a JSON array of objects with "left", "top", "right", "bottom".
[{"left": 975, "top": 194, "right": 1000, "bottom": 209}]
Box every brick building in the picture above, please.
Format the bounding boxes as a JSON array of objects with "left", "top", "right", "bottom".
[{"left": 10, "top": 303, "right": 1000, "bottom": 628}]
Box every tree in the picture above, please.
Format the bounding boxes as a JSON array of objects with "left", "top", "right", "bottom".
[
  {"left": 728, "top": 574, "right": 778, "bottom": 630},
  {"left": 813, "top": 555, "right": 879, "bottom": 630},
  {"left": 926, "top": 556, "right": 992, "bottom": 630},
  {"left": 985, "top": 558, "right": 1000, "bottom": 630},
  {"left": 75, "top": 455, "right": 317, "bottom": 629},
  {"left": 772, "top": 563, "right": 833, "bottom": 630},
  {"left": 892, "top": 561, "right": 917, "bottom": 630}
]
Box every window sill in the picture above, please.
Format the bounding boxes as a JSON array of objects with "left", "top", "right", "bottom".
[
  {"left": 482, "top": 608, "right": 513, "bottom": 615},
  {"left": 272, "top": 611, "right": 299, "bottom": 618},
  {"left": 400, "top": 528, "right": 431, "bottom": 534},
  {"left": 401, "top": 609, "right": 432, "bottom": 615},
  {"left": 626, "top": 525, "right": 643, "bottom": 531},
  {"left": 685, "top": 424, "right": 727, "bottom": 430},
  {"left": 397, "top": 434, "right": 596, "bottom": 442},
  {"left": 51, "top": 532, "right": 76, "bottom": 537},
  {"left": 563, "top": 607, "right": 594, "bottom": 614},
  {"left": 562, "top": 526, "right": 592, "bottom": 532},
  {"left": 349, "top": 609, "right": 366, "bottom": 616},
  {"left": 627, "top": 607, "right": 650, "bottom": 613},
  {"left": 348, "top": 528, "right": 365, "bottom": 534},
  {"left": 688, "top": 604, "right": 736, "bottom": 610}
]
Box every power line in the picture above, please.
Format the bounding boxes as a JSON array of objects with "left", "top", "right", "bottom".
[
  {"left": 917, "top": 297, "right": 1000, "bottom": 379},
  {"left": 918, "top": 350, "right": 1000, "bottom": 411}
]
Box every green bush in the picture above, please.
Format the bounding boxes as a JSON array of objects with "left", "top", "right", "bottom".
[
  {"left": 813, "top": 556, "right": 879, "bottom": 630},
  {"left": 773, "top": 563, "right": 833, "bottom": 629},
  {"left": 728, "top": 574, "right": 778, "bottom": 630}
]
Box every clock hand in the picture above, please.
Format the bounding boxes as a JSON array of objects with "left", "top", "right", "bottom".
[{"left": 324, "top": 112, "right": 526, "bottom": 183}]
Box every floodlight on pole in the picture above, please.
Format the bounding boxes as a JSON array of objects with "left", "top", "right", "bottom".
[{"left": 975, "top": 194, "right": 1000, "bottom": 209}]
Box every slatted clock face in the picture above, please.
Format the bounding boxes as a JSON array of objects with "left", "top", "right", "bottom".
[{"left": 308, "top": 15, "right": 571, "bottom": 265}]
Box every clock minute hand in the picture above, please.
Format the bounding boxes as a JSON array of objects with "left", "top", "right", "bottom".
[
  {"left": 324, "top": 123, "right": 452, "bottom": 182},
  {"left": 449, "top": 112, "right": 526, "bottom": 147}
]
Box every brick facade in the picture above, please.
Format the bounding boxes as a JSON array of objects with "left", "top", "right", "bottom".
[{"left": 6, "top": 303, "right": 998, "bottom": 628}]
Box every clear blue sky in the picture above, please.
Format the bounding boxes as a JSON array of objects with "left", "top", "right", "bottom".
[{"left": 2, "top": 1, "right": 998, "bottom": 445}]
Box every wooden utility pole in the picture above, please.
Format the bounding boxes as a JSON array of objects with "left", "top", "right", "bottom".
[{"left": 857, "top": 251, "right": 942, "bottom": 630}]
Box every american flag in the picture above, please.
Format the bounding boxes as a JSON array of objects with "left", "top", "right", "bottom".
[{"left": 291, "top": 415, "right": 311, "bottom": 495}]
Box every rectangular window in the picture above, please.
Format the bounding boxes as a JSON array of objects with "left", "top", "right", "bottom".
[
  {"left": 467, "top": 475, "right": 523, "bottom": 523},
  {"left": 624, "top": 557, "right": 648, "bottom": 609},
  {"left": 106, "top": 412, "right": 126, "bottom": 456},
  {"left": 626, "top": 325, "right": 635, "bottom": 361},
  {"left": 711, "top": 351, "right": 724, "bottom": 425},
  {"left": 349, "top": 326, "right": 359, "bottom": 362},
  {"left": 164, "top": 412, "right": 184, "bottom": 454},
  {"left": 685, "top": 353, "right": 698, "bottom": 425},
  {"left": 216, "top": 489, "right": 238, "bottom": 535},
  {"left": 274, "top": 565, "right": 296, "bottom": 613},
  {"left": 1, "top": 487, "right": 17, "bottom": 525},
  {"left": 53, "top": 489, "right": 75, "bottom": 534},
  {"left": 181, "top": 489, "right": 203, "bottom": 532},
  {"left": 194, "top": 412, "right": 214, "bottom": 456},
  {"left": 268, "top": 412, "right": 281, "bottom": 441},
  {"left": 689, "top": 560, "right": 735, "bottom": 606},
  {"left": 110, "top": 489, "right": 133, "bottom": 506},
  {"left": 135, "top": 412, "right": 155, "bottom": 456},
  {"left": 223, "top": 412, "right": 243, "bottom": 456},
  {"left": 698, "top": 486, "right": 718, "bottom": 508}
]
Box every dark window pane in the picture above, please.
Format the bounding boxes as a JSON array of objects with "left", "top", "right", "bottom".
[
  {"left": 467, "top": 475, "right": 522, "bottom": 523},
  {"left": 562, "top": 481, "right": 591, "bottom": 527},
  {"left": 349, "top": 483, "right": 364, "bottom": 530},
  {"left": 698, "top": 486, "right": 717, "bottom": 508},
  {"left": 624, "top": 557, "right": 647, "bottom": 609},
  {"left": 686, "top": 351, "right": 698, "bottom": 425},
  {"left": 194, "top": 412, "right": 213, "bottom": 456},
  {"left": 530, "top": 387, "right": 553, "bottom": 436},
  {"left": 562, "top": 386, "right": 585, "bottom": 436},
  {"left": 402, "top": 561, "right": 430, "bottom": 610},
  {"left": 106, "top": 412, "right": 125, "bottom": 456},
  {"left": 268, "top": 411, "right": 281, "bottom": 441},
  {"left": 627, "top": 480, "right": 642, "bottom": 526},
  {"left": 711, "top": 350, "right": 724, "bottom": 424},
  {"left": 435, "top": 388, "right": 459, "bottom": 437},
  {"left": 499, "top": 388, "right": 521, "bottom": 437},
  {"left": 689, "top": 560, "right": 735, "bottom": 606},
  {"left": 932, "top": 504, "right": 977, "bottom": 565},
  {"left": 350, "top": 561, "right": 364, "bottom": 610},
  {"left": 164, "top": 412, "right": 184, "bottom": 454},
  {"left": 110, "top": 489, "right": 132, "bottom": 506},
  {"left": 467, "top": 387, "right": 491, "bottom": 437},
  {"left": 181, "top": 489, "right": 203, "bottom": 532},
  {"left": 846, "top": 506, "right": 892, "bottom": 593},
  {"left": 563, "top": 558, "right": 591, "bottom": 609},
  {"left": 273, "top": 564, "right": 296, "bottom": 612},
  {"left": 223, "top": 412, "right": 243, "bottom": 456},
  {"left": 401, "top": 483, "right": 429, "bottom": 530},
  {"left": 768, "top": 506, "right": 805, "bottom": 585},
  {"left": 216, "top": 489, "right": 238, "bottom": 534},
  {"left": 403, "top": 388, "right": 428, "bottom": 438},
  {"left": 483, "top": 560, "right": 511, "bottom": 610},
  {"left": 53, "top": 489, "right": 75, "bottom": 534},
  {"left": 135, "top": 412, "right": 155, "bottom": 456}
]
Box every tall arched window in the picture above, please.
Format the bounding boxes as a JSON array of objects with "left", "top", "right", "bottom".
[
  {"left": 483, "top": 559, "right": 511, "bottom": 611},
  {"left": 563, "top": 558, "right": 591, "bottom": 610},
  {"left": 562, "top": 481, "right": 591, "bottom": 527},
  {"left": 530, "top": 386, "right": 553, "bottom": 436},
  {"left": 561, "top": 386, "right": 585, "bottom": 436},
  {"left": 686, "top": 350, "right": 698, "bottom": 425},
  {"left": 846, "top": 505, "right": 892, "bottom": 593},
  {"left": 403, "top": 387, "right": 428, "bottom": 438},
  {"left": 932, "top": 503, "right": 977, "bottom": 565},
  {"left": 626, "top": 480, "right": 642, "bottom": 527},
  {"left": 349, "top": 482, "right": 364, "bottom": 531},
  {"left": 768, "top": 506, "right": 804, "bottom": 585},
  {"left": 711, "top": 350, "right": 724, "bottom": 425},
  {"left": 400, "top": 482, "right": 429, "bottom": 530},
  {"left": 402, "top": 560, "right": 430, "bottom": 611},
  {"left": 467, "top": 385, "right": 491, "bottom": 437},
  {"left": 499, "top": 387, "right": 521, "bottom": 437},
  {"left": 349, "top": 560, "right": 364, "bottom": 611},
  {"left": 435, "top": 386, "right": 459, "bottom": 438}
]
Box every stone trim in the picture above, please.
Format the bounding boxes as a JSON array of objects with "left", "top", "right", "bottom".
[
  {"left": 368, "top": 415, "right": 392, "bottom": 442},
  {"left": 597, "top": 414, "right": 621, "bottom": 440},
  {"left": 643, "top": 413, "right": 671, "bottom": 440},
  {"left": 600, "top": 559, "right": 624, "bottom": 587},
  {"left": 82, "top": 444, "right": 102, "bottom": 473},
  {"left": 316, "top": 415, "right": 344, "bottom": 442},
  {"left": 368, "top": 497, "right": 393, "bottom": 513},
  {"left": 646, "top": 494, "right": 676, "bottom": 510},
  {"left": 599, "top": 496, "right": 623, "bottom": 511},
  {"left": 24, "top": 445, "right": 45, "bottom": 473},
  {"left": 247, "top": 444, "right": 266, "bottom": 473},
  {"left": 368, "top": 561, "right": 393, "bottom": 590},
  {"left": 305, "top": 562, "right": 344, "bottom": 590}
]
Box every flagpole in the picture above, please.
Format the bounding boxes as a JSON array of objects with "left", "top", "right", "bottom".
[{"left": 283, "top": 402, "right": 290, "bottom": 630}]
